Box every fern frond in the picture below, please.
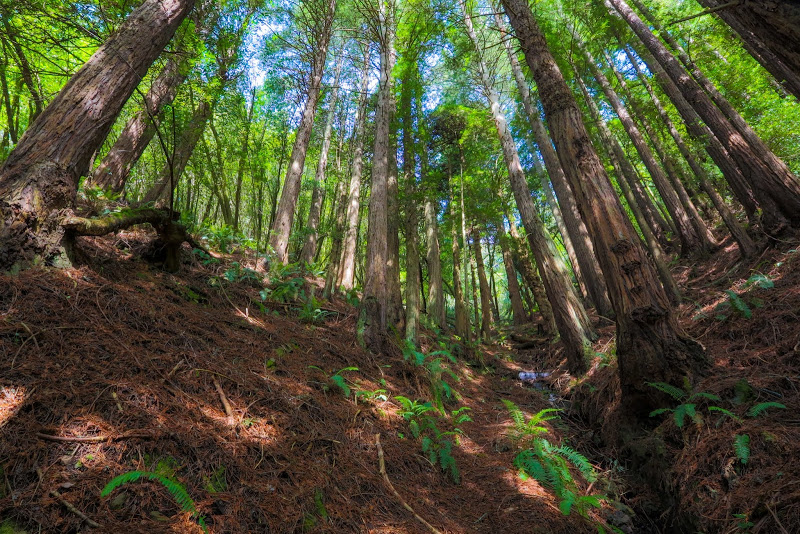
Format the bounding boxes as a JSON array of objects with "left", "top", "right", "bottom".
[
  {"left": 101, "top": 471, "right": 207, "bottom": 533},
  {"left": 689, "top": 391, "right": 721, "bottom": 402},
  {"left": 554, "top": 445, "right": 597, "bottom": 483},
  {"left": 502, "top": 399, "right": 526, "bottom": 428},
  {"left": 747, "top": 402, "right": 786, "bottom": 418},
  {"left": 647, "top": 382, "right": 686, "bottom": 401},
  {"left": 708, "top": 406, "right": 742, "bottom": 423},
  {"left": 733, "top": 434, "right": 750, "bottom": 464},
  {"left": 649, "top": 408, "right": 671, "bottom": 418}
]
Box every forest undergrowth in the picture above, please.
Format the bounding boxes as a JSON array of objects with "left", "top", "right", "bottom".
[{"left": 0, "top": 230, "right": 798, "bottom": 533}]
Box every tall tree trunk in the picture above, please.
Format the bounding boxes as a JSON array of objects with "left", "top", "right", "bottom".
[
  {"left": 576, "top": 38, "right": 708, "bottom": 256},
  {"left": 499, "top": 219, "right": 527, "bottom": 327},
  {"left": 612, "top": 0, "right": 800, "bottom": 234},
  {"left": 386, "top": 119, "right": 404, "bottom": 330},
  {"left": 462, "top": 0, "right": 593, "bottom": 373},
  {"left": 141, "top": 97, "right": 213, "bottom": 206},
  {"left": 631, "top": 0, "right": 798, "bottom": 185},
  {"left": 471, "top": 226, "right": 494, "bottom": 339},
  {"left": 300, "top": 56, "right": 343, "bottom": 265},
  {"left": 0, "top": 0, "right": 196, "bottom": 269},
  {"left": 625, "top": 42, "right": 759, "bottom": 223},
  {"left": 324, "top": 107, "right": 350, "bottom": 297},
  {"left": 450, "top": 172, "right": 470, "bottom": 341},
  {"left": 423, "top": 160, "right": 445, "bottom": 331},
  {"left": 697, "top": 0, "right": 800, "bottom": 100},
  {"left": 338, "top": 46, "right": 371, "bottom": 291},
  {"left": 89, "top": 49, "right": 192, "bottom": 192},
  {"left": 507, "top": 215, "right": 556, "bottom": 335},
  {"left": 502, "top": 0, "right": 705, "bottom": 410},
  {"left": 0, "top": 20, "right": 43, "bottom": 121},
  {"left": 576, "top": 73, "right": 682, "bottom": 304},
  {"left": 496, "top": 11, "right": 612, "bottom": 317},
  {"left": 269, "top": 0, "right": 336, "bottom": 264},
  {"left": 362, "top": 0, "right": 396, "bottom": 352},
  {"left": 601, "top": 48, "right": 719, "bottom": 253},
  {"left": 401, "top": 65, "right": 420, "bottom": 343},
  {"left": 621, "top": 44, "right": 757, "bottom": 257},
  {"left": 233, "top": 86, "right": 257, "bottom": 231},
  {"left": 469, "top": 256, "right": 480, "bottom": 339}
]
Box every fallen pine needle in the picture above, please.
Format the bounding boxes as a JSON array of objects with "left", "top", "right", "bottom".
[
  {"left": 36, "top": 430, "right": 154, "bottom": 443},
  {"left": 50, "top": 489, "right": 100, "bottom": 528},
  {"left": 375, "top": 433, "right": 442, "bottom": 534}
]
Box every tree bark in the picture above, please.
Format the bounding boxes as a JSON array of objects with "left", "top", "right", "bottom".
[
  {"left": 621, "top": 44, "right": 757, "bottom": 258},
  {"left": 496, "top": 12, "right": 612, "bottom": 317},
  {"left": 386, "top": 118, "right": 404, "bottom": 330},
  {"left": 300, "top": 56, "right": 343, "bottom": 265},
  {"left": 601, "top": 48, "right": 719, "bottom": 253},
  {"left": 471, "top": 226, "right": 494, "bottom": 339},
  {"left": 613, "top": 0, "right": 800, "bottom": 234},
  {"left": 401, "top": 65, "right": 420, "bottom": 343},
  {"left": 499, "top": 219, "right": 527, "bottom": 327},
  {"left": 502, "top": 0, "right": 705, "bottom": 409},
  {"left": 362, "top": 0, "right": 396, "bottom": 352},
  {"left": 462, "top": 0, "right": 593, "bottom": 372},
  {"left": 233, "top": 86, "right": 257, "bottom": 231},
  {"left": 89, "top": 49, "right": 192, "bottom": 192},
  {"left": 450, "top": 172, "right": 470, "bottom": 342},
  {"left": 0, "top": 0, "right": 196, "bottom": 269},
  {"left": 697, "top": 0, "right": 800, "bottom": 100},
  {"left": 338, "top": 46, "right": 371, "bottom": 291},
  {"left": 269, "top": 0, "right": 337, "bottom": 264},
  {"left": 507, "top": 215, "right": 556, "bottom": 335},
  {"left": 577, "top": 38, "right": 707, "bottom": 256},
  {"left": 141, "top": 97, "right": 213, "bottom": 206},
  {"left": 576, "top": 73, "right": 682, "bottom": 305}
]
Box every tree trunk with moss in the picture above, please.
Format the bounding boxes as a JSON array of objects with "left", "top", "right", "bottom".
[{"left": 0, "top": 0, "right": 196, "bottom": 270}]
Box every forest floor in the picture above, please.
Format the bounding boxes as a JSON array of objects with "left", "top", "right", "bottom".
[{"left": 0, "top": 229, "right": 798, "bottom": 533}]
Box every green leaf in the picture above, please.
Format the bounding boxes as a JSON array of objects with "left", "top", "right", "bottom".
[
  {"left": 734, "top": 434, "right": 750, "bottom": 464},
  {"left": 747, "top": 402, "right": 786, "bottom": 418},
  {"left": 647, "top": 382, "right": 686, "bottom": 401}
]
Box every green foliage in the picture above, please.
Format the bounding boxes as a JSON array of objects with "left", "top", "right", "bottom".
[
  {"left": 394, "top": 396, "right": 470, "bottom": 483},
  {"left": 401, "top": 341, "right": 460, "bottom": 412},
  {"left": 327, "top": 367, "right": 359, "bottom": 397},
  {"left": 192, "top": 248, "right": 220, "bottom": 266},
  {"left": 299, "top": 294, "right": 331, "bottom": 324},
  {"left": 502, "top": 400, "right": 603, "bottom": 520},
  {"left": 100, "top": 471, "right": 207, "bottom": 532},
  {"left": 746, "top": 402, "right": 786, "bottom": 418},
  {"left": 203, "top": 465, "right": 227, "bottom": 493},
  {"left": 223, "top": 261, "right": 261, "bottom": 283},
  {"left": 260, "top": 277, "right": 304, "bottom": 303},
  {"left": 713, "top": 274, "right": 774, "bottom": 321},
  {"left": 647, "top": 382, "right": 722, "bottom": 428},
  {"left": 733, "top": 434, "right": 750, "bottom": 464}
]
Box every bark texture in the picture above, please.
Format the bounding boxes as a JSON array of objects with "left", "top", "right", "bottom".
[
  {"left": 269, "top": 0, "right": 337, "bottom": 263},
  {"left": 0, "top": 0, "right": 195, "bottom": 269},
  {"left": 503, "top": 0, "right": 705, "bottom": 408}
]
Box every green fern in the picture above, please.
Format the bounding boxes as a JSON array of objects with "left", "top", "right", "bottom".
[
  {"left": 646, "top": 382, "right": 686, "bottom": 401},
  {"left": 553, "top": 444, "right": 597, "bottom": 483},
  {"left": 733, "top": 434, "right": 751, "bottom": 464},
  {"left": 101, "top": 471, "right": 208, "bottom": 532},
  {"left": 746, "top": 402, "right": 786, "bottom": 418},
  {"left": 725, "top": 290, "right": 752, "bottom": 319}
]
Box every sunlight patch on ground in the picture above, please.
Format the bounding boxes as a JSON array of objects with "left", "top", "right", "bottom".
[{"left": 0, "top": 386, "right": 26, "bottom": 428}]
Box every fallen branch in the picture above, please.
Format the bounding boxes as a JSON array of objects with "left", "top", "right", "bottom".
[
  {"left": 375, "top": 433, "right": 442, "bottom": 534},
  {"left": 50, "top": 489, "right": 100, "bottom": 528},
  {"left": 62, "top": 207, "right": 210, "bottom": 272},
  {"left": 36, "top": 430, "right": 154, "bottom": 443},
  {"left": 213, "top": 377, "right": 235, "bottom": 422}
]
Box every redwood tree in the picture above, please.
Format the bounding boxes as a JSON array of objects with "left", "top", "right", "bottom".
[
  {"left": 0, "top": 0, "right": 196, "bottom": 270},
  {"left": 501, "top": 0, "right": 705, "bottom": 410}
]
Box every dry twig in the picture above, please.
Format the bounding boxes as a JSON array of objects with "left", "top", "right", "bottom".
[
  {"left": 50, "top": 489, "right": 100, "bottom": 528},
  {"left": 375, "top": 433, "right": 442, "bottom": 534}
]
